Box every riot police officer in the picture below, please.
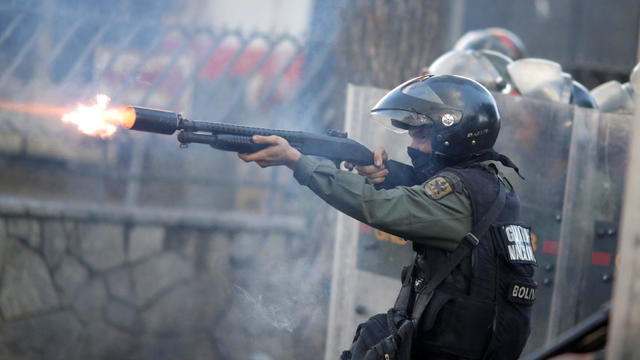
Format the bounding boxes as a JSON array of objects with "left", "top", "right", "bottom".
[{"left": 238, "top": 74, "right": 536, "bottom": 359}]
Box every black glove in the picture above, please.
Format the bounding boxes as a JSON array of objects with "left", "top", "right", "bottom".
[
  {"left": 363, "top": 320, "right": 414, "bottom": 360},
  {"left": 363, "top": 333, "right": 400, "bottom": 360}
]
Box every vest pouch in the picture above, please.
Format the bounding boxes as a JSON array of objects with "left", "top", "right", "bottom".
[
  {"left": 481, "top": 261, "right": 535, "bottom": 360},
  {"left": 416, "top": 290, "right": 494, "bottom": 359}
]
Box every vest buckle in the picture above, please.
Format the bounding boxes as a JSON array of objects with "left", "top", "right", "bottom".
[{"left": 463, "top": 233, "right": 480, "bottom": 247}]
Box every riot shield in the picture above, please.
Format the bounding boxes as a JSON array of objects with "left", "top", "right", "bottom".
[
  {"left": 325, "top": 84, "right": 415, "bottom": 360},
  {"left": 546, "top": 108, "right": 631, "bottom": 340},
  {"left": 492, "top": 94, "right": 631, "bottom": 352}
]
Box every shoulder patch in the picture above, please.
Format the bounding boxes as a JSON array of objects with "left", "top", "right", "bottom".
[
  {"left": 437, "top": 171, "right": 465, "bottom": 193},
  {"left": 424, "top": 176, "right": 453, "bottom": 200}
]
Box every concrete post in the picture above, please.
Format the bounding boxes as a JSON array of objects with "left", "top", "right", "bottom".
[{"left": 606, "top": 62, "right": 640, "bottom": 358}]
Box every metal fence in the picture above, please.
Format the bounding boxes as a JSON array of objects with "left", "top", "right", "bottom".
[{"left": 0, "top": 5, "right": 336, "bottom": 211}]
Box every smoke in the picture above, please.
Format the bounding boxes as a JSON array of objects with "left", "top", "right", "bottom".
[
  {"left": 233, "top": 284, "right": 296, "bottom": 332},
  {"left": 0, "top": 1, "right": 337, "bottom": 359}
]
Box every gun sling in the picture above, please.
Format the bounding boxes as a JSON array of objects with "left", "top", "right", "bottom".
[{"left": 392, "top": 181, "right": 506, "bottom": 329}]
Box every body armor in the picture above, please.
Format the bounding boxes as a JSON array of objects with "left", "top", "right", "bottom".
[{"left": 409, "top": 164, "right": 536, "bottom": 359}]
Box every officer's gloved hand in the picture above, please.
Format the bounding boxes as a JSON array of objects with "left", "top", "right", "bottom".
[
  {"left": 344, "top": 146, "right": 389, "bottom": 184},
  {"left": 395, "top": 319, "right": 414, "bottom": 344},
  {"left": 362, "top": 320, "right": 414, "bottom": 360},
  {"left": 363, "top": 333, "right": 400, "bottom": 360}
]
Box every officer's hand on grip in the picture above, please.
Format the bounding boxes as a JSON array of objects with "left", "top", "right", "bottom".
[
  {"left": 237, "top": 135, "right": 301, "bottom": 170},
  {"left": 344, "top": 146, "right": 389, "bottom": 184}
]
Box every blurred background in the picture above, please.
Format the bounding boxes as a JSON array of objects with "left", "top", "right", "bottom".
[{"left": 0, "top": 0, "right": 638, "bottom": 359}]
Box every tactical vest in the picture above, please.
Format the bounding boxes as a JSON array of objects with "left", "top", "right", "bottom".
[{"left": 408, "top": 164, "right": 537, "bottom": 360}]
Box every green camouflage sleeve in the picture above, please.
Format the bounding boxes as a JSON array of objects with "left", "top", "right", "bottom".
[{"left": 293, "top": 155, "right": 472, "bottom": 251}]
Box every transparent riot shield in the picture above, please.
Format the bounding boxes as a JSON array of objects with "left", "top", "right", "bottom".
[
  {"left": 494, "top": 94, "right": 632, "bottom": 353},
  {"left": 546, "top": 109, "right": 632, "bottom": 340},
  {"left": 325, "top": 84, "right": 415, "bottom": 360},
  {"left": 493, "top": 93, "right": 575, "bottom": 353}
]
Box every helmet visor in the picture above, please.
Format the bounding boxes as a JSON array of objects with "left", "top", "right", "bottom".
[
  {"left": 371, "top": 75, "right": 464, "bottom": 133},
  {"left": 371, "top": 109, "right": 433, "bottom": 134}
]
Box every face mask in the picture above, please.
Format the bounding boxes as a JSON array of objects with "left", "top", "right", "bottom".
[
  {"left": 407, "top": 147, "right": 433, "bottom": 171},
  {"left": 407, "top": 146, "right": 452, "bottom": 179}
]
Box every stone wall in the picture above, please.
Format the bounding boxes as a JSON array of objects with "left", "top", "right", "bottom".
[{"left": 0, "top": 196, "right": 333, "bottom": 360}]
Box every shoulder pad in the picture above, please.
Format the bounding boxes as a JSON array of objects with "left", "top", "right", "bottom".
[
  {"left": 470, "top": 162, "right": 515, "bottom": 194},
  {"left": 470, "top": 161, "right": 499, "bottom": 175},
  {"left": 423, "top": 171, "right": 464, "bottom": 200}
]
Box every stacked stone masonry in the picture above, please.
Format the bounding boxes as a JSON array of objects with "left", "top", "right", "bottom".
[{"left": 0, "top": 214, "right": 332, "bottom": 360}]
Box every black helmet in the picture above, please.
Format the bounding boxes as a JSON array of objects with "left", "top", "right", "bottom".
[
  {"left": 371, "top": 74, "right": 500, "bottom": 159},
  {"left": 570, "top": 80, "right": 597, "bottom": 109},
  {"left": 479, "top": 50, "right": 516, "bottom": 94},
  {"left": 454, "top": 27, "right": 527, "bottom": 60},
  {"left": 428, "top": 49, "right": 513, "bottom": 94}
]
